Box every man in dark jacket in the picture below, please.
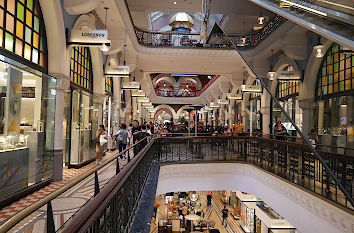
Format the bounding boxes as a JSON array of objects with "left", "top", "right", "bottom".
[{"left": 222, "top": 205, "right": 229, "bottom": 227}]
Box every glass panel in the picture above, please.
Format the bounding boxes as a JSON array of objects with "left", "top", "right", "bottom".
[
  {"left": 6, "top": 0, "right": 15, "bottom": 14},
  {"left": 25, "top": 9, "right": 32, "bottom": 27},
  {"left": 17, "top": 2, "right": 24, "bottom": 21},
  {"left": 15, "top": 38, "right": 22, "bottom": 56},
  {"left": 39, "top": 52, "right": 45, "bottom": 67},
  {"left": 32, "top": 31, "right": 38, "bottom": 48},
  {"left": 25, "top": 26, "right": 31, "bottom": 43},
  {"left": 24, "top": 43, "right": 31, "bottom": 60},
  {"left": 26, "top": 0, "right": 33, "bottom": 10},
  {"left": 16, "top": 20, "right": 23, "bottom": 38},
  {"left": 339, "top": 81, "right": 344, "bottom": 91},
  {"left": 0, "top": 28, "right": 2, "bottom": 46},
  {"left": 4, "top": 32, "right": 13, "bottom": 51},
  {"left": 0, "top": 0, "right": 3, "bottom": 7},
  {"left": 33, "top": 16, "right": 39, "bottom": 32},
  {"left": 32, "top": 48, "right": 38, "bottom": 63},
  {"left": 6, "top": 13, "right": 14, "bottom": 33},
  {"left": 0, "top": 9, "right": 3, "bottom": 27}
]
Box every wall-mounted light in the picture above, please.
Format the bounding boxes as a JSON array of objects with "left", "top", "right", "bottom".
[{"left": 313, "top": 44, "right": 325, "bottom": 58}]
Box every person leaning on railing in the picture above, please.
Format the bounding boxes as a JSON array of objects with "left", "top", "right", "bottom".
[{"left": 274, "top": 120, "right": 288, "bottom": 140}]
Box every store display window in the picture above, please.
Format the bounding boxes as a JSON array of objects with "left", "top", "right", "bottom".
[
  {"left": 272, "top": 65, "right": 302, "bottom": 137},
  {"left": 0, "top": 59, "right": 56, "bottom": 201},
  {"left": 105, "top": 76, "right": 113, "bottom": 95},
  {"left": 311, "top": 43, "right": 353, "bottom": 151}
]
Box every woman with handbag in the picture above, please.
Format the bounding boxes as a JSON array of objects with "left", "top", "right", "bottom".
[{"left": 96, "top": 124, "right": 107, "bottom": 164}]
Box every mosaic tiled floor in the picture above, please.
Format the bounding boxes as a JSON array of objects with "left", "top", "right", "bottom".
[{"left": 0, "top": 149, "right": 133, "bottom": 232}]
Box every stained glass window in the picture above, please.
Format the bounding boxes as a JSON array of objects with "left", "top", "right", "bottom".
[
  {"left": 250, "top": 79, "right": 261, "bottom": 100},
  {"left": 277, "top": 65, "right": 300, "bottom": 99},
  {"left": 105, "top": 76, "right": 113, "bottom": 95},
  {"left": 0, "top": 0, "right": 47, "bottom": 68},
  {"left": 70, "top": 46, "right": 92, "bottom": 90},
  {"left": 317, "top": 43, "right": 353, "bottom": 98}
]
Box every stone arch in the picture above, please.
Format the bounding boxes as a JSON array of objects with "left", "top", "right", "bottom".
[
  {"left": 176, "top": 105, "right": 194, "bottom": 119},
  {"left": 176, "top": 77, "right": 202, "bottom": 90},
  {"left": 270, "top": 55, "right": 301, "bottom": 96},
  {"left": 40, "top": 0, "right": 68, "bottom": 77},
  {"left": 72, "top": 14, "right": 105, "bottom": 96},
  {"left": 154, "top": 108, "right": 173, "bottom": 122},
  {"left": 299, "top": 39, "right": 333, "bottom": 102},
  {"left": 153, "top": 105, "right": 178, "bottom": 120},
  {"left": 152, "top": 74, "right": 176, "bottom": 87}
]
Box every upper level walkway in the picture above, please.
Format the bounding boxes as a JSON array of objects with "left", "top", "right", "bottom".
[{"left": 0, "top": 136, "right": 352, "bottom": 233}]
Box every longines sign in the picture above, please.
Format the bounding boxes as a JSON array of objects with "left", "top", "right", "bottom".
[
  {"left": 70, "top": 29, "right": 108, "bottom": 43},
  {"left": 277, "top": 70, "right": 301, "bottom": 80},
  {"left": 106, "top": 66, "right": 130, "bottom": 75}
]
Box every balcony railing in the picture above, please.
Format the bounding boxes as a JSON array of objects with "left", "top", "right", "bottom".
[
  {"left": 1, "top": 136, "right": 352, "bottom": 233},
  {"left": 134, "top": 15, "right": 286, "bottom": 49},
  {"left": 154, "top": 75, "right": 219, "bottom": 97}
]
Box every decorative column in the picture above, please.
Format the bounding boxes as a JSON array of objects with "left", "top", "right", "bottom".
[
  {"left": 261, "top": 91, "right": 271, "bottom": 135},
  {"left": 299, "top": 98, "right": 313, "bottom": 136}
]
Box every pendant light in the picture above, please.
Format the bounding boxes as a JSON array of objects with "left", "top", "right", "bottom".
[
  {"left": 313, "top": 35, "right": 325, "bottom": 58},
  {"left": 101, "top": 7, "right": 111, "bottom": 52},
  {"left": 267, "top": 49, "right": 276, "bottom": 81},
  {"left": 240, "top": 22, "right": 246, "bottom": 46}
]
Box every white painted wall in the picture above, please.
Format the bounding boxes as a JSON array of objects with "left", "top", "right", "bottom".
[{"left": 157, "top": 163, "right": 354, "bottom": 233}]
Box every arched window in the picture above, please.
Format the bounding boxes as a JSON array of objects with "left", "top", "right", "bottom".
[
  {"left": 0, "top": 0, "right": 47, "bottom": 69},
  {"left": 70, "top": 46, "right": 93, "bottom": 91},
  {"left": 277, "top": 65, "right": 300, "bottom": 99},
  {"left": 249, "top": 79, "right": 261, "bottom": 100},
  {"left": 316, "top": 43, "right": 353, "bottom": 99},
  {"left": 105, "top": 76, "right": 113, "bottom": 95}
]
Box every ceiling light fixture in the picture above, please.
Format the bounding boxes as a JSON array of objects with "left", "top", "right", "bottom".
[
  {"left": 173, "top": 1, "right": 177, "bottom": 4},
  {"left": 101, "top": 7, "right": 111, "bottom": 52},
  {"left": 267, "top": 49, "right": 276, "bottom": 81},
  {"left": 240, "top": 22, "right": 246, "bottom": 46},
  {"left": 313, "top": 35, "right": 325, "bottom": 58}
]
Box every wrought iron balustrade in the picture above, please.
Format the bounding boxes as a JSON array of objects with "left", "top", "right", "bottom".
[{"left": 134, "top": 15, "right": 286, "bottom": 49}]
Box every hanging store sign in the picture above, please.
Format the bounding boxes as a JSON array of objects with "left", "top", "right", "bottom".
[
  {"left": 241, "top": 85, "right": 262, "bottom": 93},
  {"left": 122, "top": 81, "right": 140, "bottom": 90},
  {"left": 217, "top": 99, "right": 229, "bottom": 105},
  {"left": 205, "top": 106, "right": 213, "bottom": 111},
  {"left": 70, "top": 29, "right": 108, "bottom": 43},
  {"left": 131, "top": 90, "right": 145, "bottom": 97},
  {"left": 227, "top": 93, "right": 242, "bottom": 100},
  {"left": 277, "top": 70, "right": 301, "bottom": 80},
  {"left": 210, "top": 102, "right": 220, "bottom": 108},
  {"left": 105, "top": 65, "right": 130, "bottom": 76},
  {"left": 137, "top": 97, "right": 150, "bottom": 103}
]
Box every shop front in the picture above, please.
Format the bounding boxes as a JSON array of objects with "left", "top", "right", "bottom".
[
  {"left": 271, "top": 65, "right": 302, "bottom": 138},
  {"left": 0, "top": 0, "right": 57, "bottom": 203},
  {"left": 63, "top": 46, "right": 99, "bottom": 167},
  {"left": 246, "top": 80, "right": 262, "bottom": 134},
  {"left": 309, "top": 43, "right": 353, "bottom": 151}
]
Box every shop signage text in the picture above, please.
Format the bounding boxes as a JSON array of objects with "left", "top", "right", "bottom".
[
  {"left": 106, "top": 66, "right": 130, "bottom": 75},
  {"left": 277, "top": 70, "right": 301, "bottom": 80},
  {"left": 70, "top": 29, "right": 108, "bottom": 43}
]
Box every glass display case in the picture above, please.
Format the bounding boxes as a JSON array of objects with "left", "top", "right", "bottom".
[
  {"left": 0, "top": 60, "right": 56, "bottom": 201},
  {"left": 67, "top": 89, "right": 98, "bottom": 166}
]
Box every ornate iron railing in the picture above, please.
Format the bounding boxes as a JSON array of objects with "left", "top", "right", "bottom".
[
  {"left": 2, "top": 136, "right": 352, "bottom": 233},
  {"left": 156, "top": 137, "right": 354, "bottom": 210},
  {"left": 134, "top": 15, "right": 286, "bottom": 49}
]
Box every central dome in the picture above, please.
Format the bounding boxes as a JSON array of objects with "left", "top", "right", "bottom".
[{"left": 169, "top": 12, "right": 194, "bottom": 32}]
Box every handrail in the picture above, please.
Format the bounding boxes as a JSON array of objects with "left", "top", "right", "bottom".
[
  {"left": 60, "top": 139, "right": 155, "bottom": 233},
  {"left": 0, "top": 137, "right": 149, "bottom": 233},
  {"left": 218, "top": 22, "right": 354, "bottom": 208}
]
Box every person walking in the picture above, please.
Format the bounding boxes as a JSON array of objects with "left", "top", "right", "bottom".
[
  {"left": 132, "top": 120, "right": 141, "bottom": 156},
  {"left": 222, "top": 205, "right": 229, "bottom": 227},
  {"left": 207, "top": 191, "right": 212, "bottom": 206},
  {"left": 115, "top": 123, "right": 129, "bottom": 159},
  {"left": 96, "top": 124, "right": 106, "bottom": 164}
]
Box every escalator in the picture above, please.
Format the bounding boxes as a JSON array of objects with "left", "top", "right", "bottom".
[{"left": 248, "top": 0, "right": 354, "bottom": 49}]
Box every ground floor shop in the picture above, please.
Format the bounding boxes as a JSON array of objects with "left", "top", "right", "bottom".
[{"left": 0, "top": 57, "right": 56, "bottom": 205}]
